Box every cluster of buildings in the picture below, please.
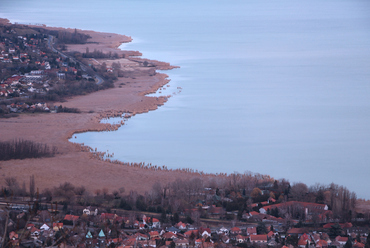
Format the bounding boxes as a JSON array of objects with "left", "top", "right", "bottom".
[
  {"left": 0, "top": 30, "right": 86, "bottom": 103},
  {"left": 1, "top": 200, "right": 369, "bottom": 248}
]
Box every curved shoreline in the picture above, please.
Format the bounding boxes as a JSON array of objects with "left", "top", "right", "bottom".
[{"left": 0, "top": 19, "right": 236, "bottom": 193}]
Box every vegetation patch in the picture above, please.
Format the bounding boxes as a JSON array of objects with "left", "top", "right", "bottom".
[{"left": 0, "top": 139, "right": 57, "bottom": 160}]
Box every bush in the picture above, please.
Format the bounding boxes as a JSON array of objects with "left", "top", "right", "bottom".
[{"left": 56, "top": 105, "right": 80, "bottom": 113}]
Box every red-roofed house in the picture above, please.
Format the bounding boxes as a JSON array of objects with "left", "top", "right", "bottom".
[
  {"left": 250, "top": 235, "right": 268, "bottom": 243},
  {"left": 267, "top": 231, "right": 275, "bottom": 238},
  {"left": 316, "top": 239, "right": 329, "bottom": 248},
  {"left": 162, "top": 232, "right": 177, "bottom": 240},
  {"left": 199, "top": 227, "right": 211, "bottom": 237},
  {"left": 354, "top": 241, "right": 365, "bottom": 248},
  {"left": 64, "top": 214, "right": 79, "bottom": 222},
  {"left": 149, "top": 231, "right": 159, "bottom": 239},
  {"left": 260, "top": 201, "right": 331, "bottom": 221},
  {"left": 287, "top": 228, "right": 307, "bottom": 236},
  {"left": 230, "top": 227, "right": 241, "bottom": 235},
  {"left": 174, "top": 238, "right": 189, "bottom": 247},
  {"left": 236, "top": 235, "right": 248, "bottom": 243},
  {"left": 143, "top": 216, "right": 161, "bottom": 228},
  {"left": 247, "top": 227, "right": 257, "bottom": 235},
  {"left": 184, "top": 230, "right": 199, "bottom": 238},
  {"left": 335, "top": 236, "right": 348, "bottom": 246},
  {"left": 53, "top": 223, "right": 63, "bottom": 231},
  {"left": 176, "top": 221, "right": 187, "bottom": 230}
]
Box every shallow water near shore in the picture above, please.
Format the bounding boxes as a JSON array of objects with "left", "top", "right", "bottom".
[{"left": 2, "top": 0, "right": 370, "bottom": 198}]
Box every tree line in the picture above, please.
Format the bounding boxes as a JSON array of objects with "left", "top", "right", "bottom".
[{"left": 0, "top": 139, "right": 57, "bottom": 161}]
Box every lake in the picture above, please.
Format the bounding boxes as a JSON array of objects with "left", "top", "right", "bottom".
[{"left": 2, "top": 0, "right": 370, "bottom": 198}]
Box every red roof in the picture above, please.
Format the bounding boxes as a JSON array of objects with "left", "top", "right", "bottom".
[
  {"left": 199, "top": 227, "right": 211, "bottom": 234},
  {"left": 64, "top": 214, "right": 79, "bottom": 221},
  {"left": 162, "top": 232, "right": 177, "bottom": 239},
  {"left": 53, "top": 223, "right": 63, "bottom": 228},
  {"left": 287, "top": 228, "right": 307, "bottom": 234},
  {"left": 336, "top": 236, "right": 348, "bottom": 243},
  {"left": 247, "top": 227, "right": 257, "bottom": 235},
  {"left": 354, "top": 241, "right": 365, "bottom": 248},
  {"left": 298, "top": 238, "right": 309, "bottom": 246},
  {"left": 316, "top": 239, "right": 328, "bottom": 248},
  {"left": 184, "top": 230, "right": 199, "bottom": 237},
  {"left": 250, "top": 235, "right": 268, "bottom": 242},
  {"left": 230, "top": 227, "right": 241, "bottom": 232}
]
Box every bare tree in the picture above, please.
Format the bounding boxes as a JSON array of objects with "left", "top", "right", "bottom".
[
  {"left": 30, "top": 175, "right": 35, "bottom": 200},
  {"left": 289, "top": 182, "right": 308, "bottom": 201}
]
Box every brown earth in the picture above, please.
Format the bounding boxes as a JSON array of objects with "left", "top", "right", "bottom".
[{"left": 0, "top": 19, "right": 214, "bottom": 194}]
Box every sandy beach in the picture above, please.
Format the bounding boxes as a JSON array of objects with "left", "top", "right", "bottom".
[{"left": 0, "top": 20, "right": 210, "bottom": 194}]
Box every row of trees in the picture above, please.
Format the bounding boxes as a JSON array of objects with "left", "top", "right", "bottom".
[
  {"left": 0, "top": 171, "right": 360, "bottom": 224},
  {"left": 56, "top": 29, "right": 90, "bottom": 44},
  {"left": 0, "top": 139, "right": 57, "bottom": 161},
  {"left": 82, "top": 48, "right": 120, "bottom": 59}
]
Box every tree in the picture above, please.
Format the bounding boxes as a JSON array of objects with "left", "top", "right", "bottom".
[
  {"left": 160, "top": 210, "right": 167, "bottom": 223},
  {"left": 365, "top": 233, "right": 370, "bottom": 248},
  {"left": 328, "top": 223, "right": 343, "bottom": 238},
  {"left": 30, "top": 175, "right": 35, "bottom": 200},
  {"left": 289, "top": 182, "right": 308, "bottom": 201},
  {"left": 251, "top": 188, "right": 262, "bottom": 199},
  {"left": 257, "top": 222, "right": 267, "bottom": 234},
  {"left": 173, "top": 212, "right": 179, "bottom": 224},
  {"left": 344, "top": 238, "right": 352, "bottom": 248}
]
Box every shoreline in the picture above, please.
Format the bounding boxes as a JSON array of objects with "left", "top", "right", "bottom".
[{"left": 0, "top": 19, "right": 232, "bottom": 193}]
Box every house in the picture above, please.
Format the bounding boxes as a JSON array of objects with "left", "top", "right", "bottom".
[
  {"left": 250, "top": 235, "right": 268, "bottom": 243},
  {"left": 30, "top": 226, "right": 41, "bottom": 238},
  {"left": 162, "top": 232, "right": 177, "bottom": 240},
  {"left": 9, "top": 231, "right": 19, "bottom": 246},
  {"left": 287, "top": 228, "right": 308, "bottom": 237},
  {"left": 149, "top": 231, "right": 160, "bottom": 239},
  {"left": 199, "top": 227, "right": 211, "bottom": 237},
  {"left": 230, "top": 226, "right": 241, "bottom": 235},
  {"left": 86, "top": 231, "right": 93, "bottom": 239},
  {"left": 335, "top": 236, "right": 348, "bottom": 246},
  {"left": 98, "top": 229, "right": 106, "bottom": 239},
  {"left": 134, "top": 232, "right": 149, "bottom": 240},
  {"left": 260, "top": 201, "right": 331, "bottom": 221},
  {"left": 184, "top": 230, "right": 199, "bottom": 238},
  {"left": 298, "top": 235, "right": 311, "bottom": 248},
  {"left": 221, "top": 235, "right": 230, "bottom": 244},
  {"left": 353, "top": 241, "right": 365, "bottom": 248},
  {"left": 176, "top": 221, "right": 187, "bottom": 230},
  {"left": 316, "top": 239, "right": 329, "bottom": 248},
  {"left": 247, "top": 227, "right": 257, "bottom": 235},
  {"left": 143, "top": 215, "right": 161, "bottom": 228},
  {"left": 64, "top": 214, "right": 79, "bottom": 222},
  {"left": 216, "top": 226, "right": 229, "bottom": 235},
  {"left": 236, "top": 235, "right": 248, "bottom": 243},
  {"left": 53, "top": 223, "right": 63, "bottom": 231},
  {"left": 195, "top": 238, "right": 203, "bottom": 246},
  {"left": 40, "top": 223, "right": 50, "bottom": 231},
  {"left": 173, "top": 238, "right": 189, "bottom": 247},
  {"left": 167, "top": 226, "right": 180, "bottom": 234}
]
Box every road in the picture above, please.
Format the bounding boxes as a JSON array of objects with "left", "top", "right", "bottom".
[{"left": 47, "top": 35, "right": 104, "bottom": 85}]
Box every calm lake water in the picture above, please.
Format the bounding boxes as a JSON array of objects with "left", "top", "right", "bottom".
[{"left": 2, "top": 0, "right": 370, "bottom": 198}]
